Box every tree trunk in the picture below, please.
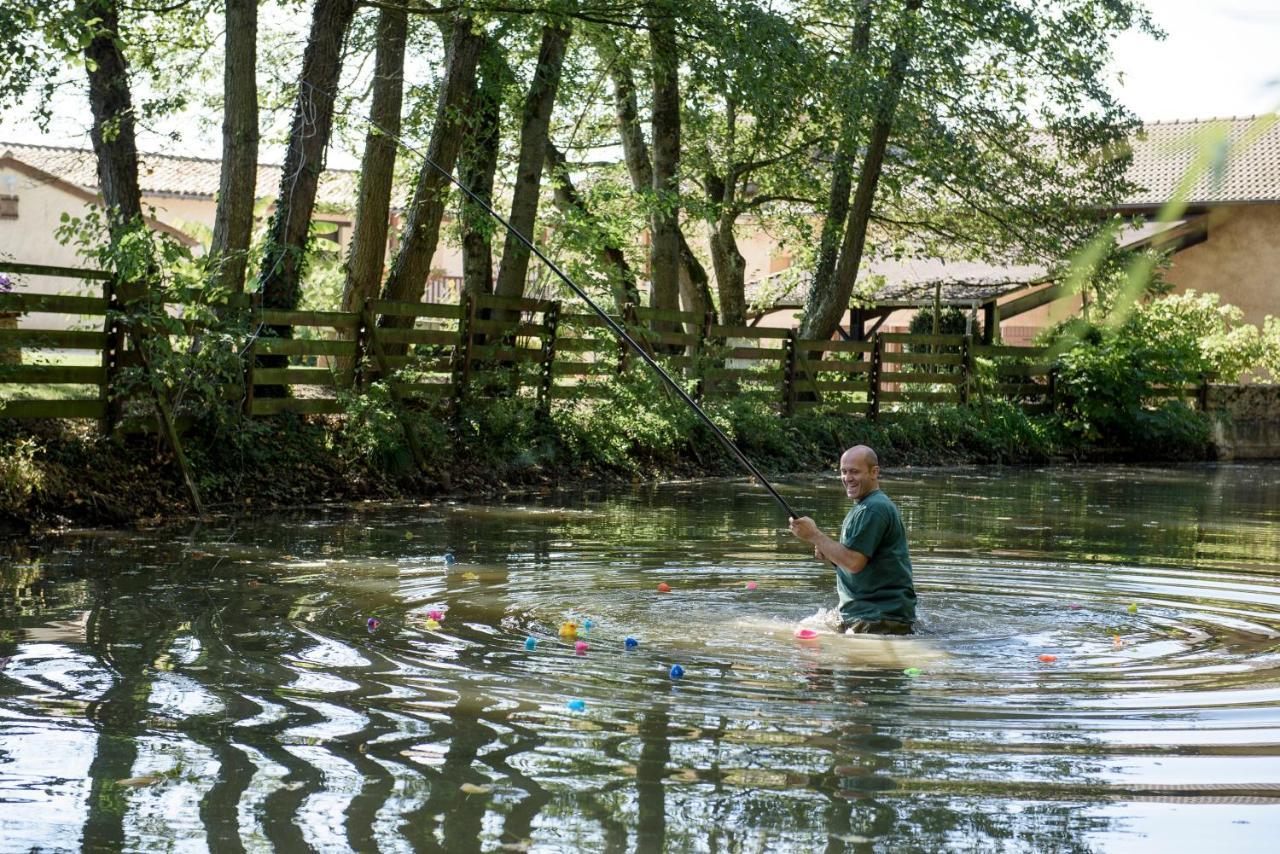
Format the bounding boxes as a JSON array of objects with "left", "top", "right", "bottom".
[
  {"left": 256, "top": 0, "right": 358, "bottom": 313},
  {"left": 708, "top": 215, "right": 747, "bottom": 326},
  {"left": 377, "top": 16, "right": 483, "bottom": 340},
  {"left": 647, "top": 8, "right": 682, "bottom": 318},
  {"left": 209, "top": 0, "right": 259, "bottom": 296},
  {"left": 810, "top": 1, "right": 872, "bottom": 307},
  {"left": 341, "top": 5, "right": 407, "bottom": 317},
  {"left": 493, "top": 24, "right": 571, "bottom": 302},
  {"left": 82, "top": 0, "right": 144, "bottom": 243},
  {"left": 596, "top": 33, "right": 653, "bottom": 191},
  {"left": 600, "top": 32, "right": 713, "bottom": 322},
  {"left": 800, "top": 0, "right": 921, "bottom": 342},
  {"left": 809, "top": 137, "right": 855, "bottom": 314},
  {"left": 677, "top": 232, "right": 714, "bottom": 321},
  {"left": 460, "top": 38, "right": 502, "bottom": 299},
  {"left": 545, "top": 141, "right": 639, "bottom": 310}
]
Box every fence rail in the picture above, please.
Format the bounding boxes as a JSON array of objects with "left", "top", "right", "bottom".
[{"left": 0, "top": 261, "right": 1214, "bottom": 430}]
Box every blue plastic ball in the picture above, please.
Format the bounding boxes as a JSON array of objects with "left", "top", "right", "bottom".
[
  {"left": 524, "top": 637, "right": 537, "bottom": 651},
  {"left": 669, "top": 664, "right": 684, "bottom": 680},
  {"left": 624, "top": 637, "right": 639, "bottom": 649},
  {"left": 567, "top": 699, "right": 586, "bottom": 712},
  {"left": 443, "top": 552, "right": 456, "bottom": 565}
]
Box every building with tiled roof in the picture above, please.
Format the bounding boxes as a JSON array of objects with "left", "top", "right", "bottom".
[
  {"left": 1121, "top": 116, "right": 1280, "bottom": 209},
  {"left": 0, "top": 141, "right": 359, "bottom": 208},
  {"left": 747, "top": 115, "right": 1280, "bottom": 341},
  {"left": 0, "top": 141, "right": 463, "bottom": 327}
]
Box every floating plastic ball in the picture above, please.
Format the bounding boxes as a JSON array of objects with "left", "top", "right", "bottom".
[
  {"left": 444, "top": 552, "right": 456, "bottom": 565},
  {"left": 624, "top": 637, "right": 639, "bottom": 649},
  {"left": 794, "top": 628, "right": 819, "bottom": 640},
  {"left": 746, "top": 581, "right": 758, "bottom": 591},
  {"left": 575, "top": 641, "right": 589, "bottom": 654},
  {"left": 657, "top": 582, "right": 671, "bottom": 593},
  {"left": 559, "top": 621, "right": 577, "bottom": 638},
  {"left": 524, "top": 637, "right": 537, "bottom": 651},
  {"left": 367, "top": 617, "right": 381, "bottom": 632},
  {"left": 424, "top": 618, "right": 440, "bottom": 631},
  {"left": 903, "top": 667, "right": 922, "bottom": 677},
  {"left": 567, "top": 699, "right": 586, "bottom": 712},
  {"left": 582, "top": 618, "right": 594, "bottom": 629},
  {"left": 1113, "top": 635, "right": 1125, "bottom": 648},
  {"left": 427, "top": 610, "right": 445, "bottom": 621},
  {"left": 1127, "top": 603, "right": 1139, "bottom": 614},
  {"left": 1038, "top": 654, "right": 1057, "bottom": 663},
  {"left": 669, "top": 664, "right": 685, "bottom": 679}
]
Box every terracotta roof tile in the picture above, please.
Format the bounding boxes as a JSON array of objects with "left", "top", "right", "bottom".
[
  {"left": 1122, "top": 115, "right": 1280, "bottom": 207},
  {"left": 0, "top": 141, "right": 359, "bottom": 208}
]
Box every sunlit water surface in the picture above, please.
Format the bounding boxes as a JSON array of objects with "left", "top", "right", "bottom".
[{"left": 2, "top": 464, "right": 1279, "bottom": 852}]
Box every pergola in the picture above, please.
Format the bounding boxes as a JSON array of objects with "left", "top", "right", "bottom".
[{"left": 746, "top": 214, "right": 1209, "bottom": 343}]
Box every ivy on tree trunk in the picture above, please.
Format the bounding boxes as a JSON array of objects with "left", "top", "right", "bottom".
[
  {"left": 647, "top": 7, "right": 683, "bottom": 319},
  {"left": 460, "top": 37, "right": 503, "bottom": 299}
]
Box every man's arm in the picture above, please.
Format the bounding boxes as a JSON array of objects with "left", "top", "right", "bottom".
[{"left": 789, "top": 516, "right": 870, "bottom": 574}]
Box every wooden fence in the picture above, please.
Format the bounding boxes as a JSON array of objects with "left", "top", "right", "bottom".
[{"left": 0, "top": 261, "right": 1211, "bottom": 430}]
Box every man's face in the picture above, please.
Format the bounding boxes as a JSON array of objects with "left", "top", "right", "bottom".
[{"left": 840, "top": 453, "right": 878, "bottom": 500}]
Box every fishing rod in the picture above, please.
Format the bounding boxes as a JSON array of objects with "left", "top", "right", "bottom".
[{"left": 335, "top": 98, "right": 799, "bottom": 519}]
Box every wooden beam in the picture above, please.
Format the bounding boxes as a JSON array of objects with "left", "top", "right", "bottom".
[{"left": 998, "top": 283, "right": 1070, "bottom": 320}]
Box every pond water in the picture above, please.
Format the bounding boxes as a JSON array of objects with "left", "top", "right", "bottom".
[{"left": 2, "top": 464, "right": 1279, "bottom": 852}]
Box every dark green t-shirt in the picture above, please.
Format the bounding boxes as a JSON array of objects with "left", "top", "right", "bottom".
[{"left": 836, "top": 489, "right": 917, "bottom": 624}]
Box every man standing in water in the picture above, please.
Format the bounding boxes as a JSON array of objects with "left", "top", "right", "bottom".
[{"left": 789, "top": 445, "right": 917, "bottom": 635}]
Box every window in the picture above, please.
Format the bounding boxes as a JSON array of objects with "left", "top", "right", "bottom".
[{"left": 0, "top": 195, "right": 16, "bottom": 220}]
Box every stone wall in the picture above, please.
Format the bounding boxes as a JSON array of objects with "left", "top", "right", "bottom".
[{"left": 1207, "top": 384, "right": 1280, "bottom": 460}]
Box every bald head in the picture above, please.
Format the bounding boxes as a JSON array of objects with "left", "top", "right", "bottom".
[
  {"left": 839, "top": 445, "right": 880, "bottom": 500},
  {"left": 843, "top": 445, "right": 878, "bottom": 468}
]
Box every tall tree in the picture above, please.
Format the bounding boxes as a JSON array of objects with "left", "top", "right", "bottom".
[
  {"left": 493, "top": 23, "right": 571, "bottom": 301},
  {"left": 208, "top": 0, "right": 259, "bottom": 295},
  {"left": 341, "top": 4, "right": 408, "bottom": 315},
  {"left": 686, "top": 4, "right": 825, "bottom": 326},
  {"left": 256, "top": 0, "right": 358, "bottom": 312},
  {"left": 459, "top": 37, "right": 504, "bottom": 298},
  {"left": 800, "top": 0, "right": 922, "bottom": 341},
  {"left": 545, "top": 140, "right": 640, "bottom": 310},
  {"left": 595, "top": 30, "right": 713, "bottom": 320},
  {"left": 806, "top": 3, "right": 872, "bottom": 320},
  {"left": 82, "top": 0, "right": 144, "bottom": 243},
  {"left": 646, "top": 5, "right": 683, "bottom": 316},
  {"left": 377, "top": 15, "right": 483, "bottom": 338}
]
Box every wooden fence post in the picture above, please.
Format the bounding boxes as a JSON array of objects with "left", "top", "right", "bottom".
[
  {"left": 537, "top": 300, "right": 560, "bottom": 416},
  {"left": 617, "top": 302, "right": 637, "bottom": 374},
  {"left": 362, "top": 303, "right": 429, "bottom": 472},
  {"left": 782, "top": 331, "right": 798, "bottom": 416},
  {"left": 959, "top": 333, "right": 972, "bottom": 405},
  {"left": 100, "top": 276, "right": 125, "bottom": 435},
  {"left": 452, "top": 291, "right": 476, "bottom": 401},
  {"left": 693, "top": 309, "right": 715, "bottom": 400},
  {"left": 868, "top": 334, "right": 882, "bottom": 420},
  {"left": 352, "top": 297, "right": 372, "bottom": 390},
  {"left": 1197, "top": 372, "right": 1212, "bottom": 411},
  {"left": 242, "top": 290, "right": 261, "bottom": 416}
]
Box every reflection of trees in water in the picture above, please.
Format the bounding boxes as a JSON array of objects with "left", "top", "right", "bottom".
[{"left": 16, "top": 475, "right": 1270, "bottom": 850}]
